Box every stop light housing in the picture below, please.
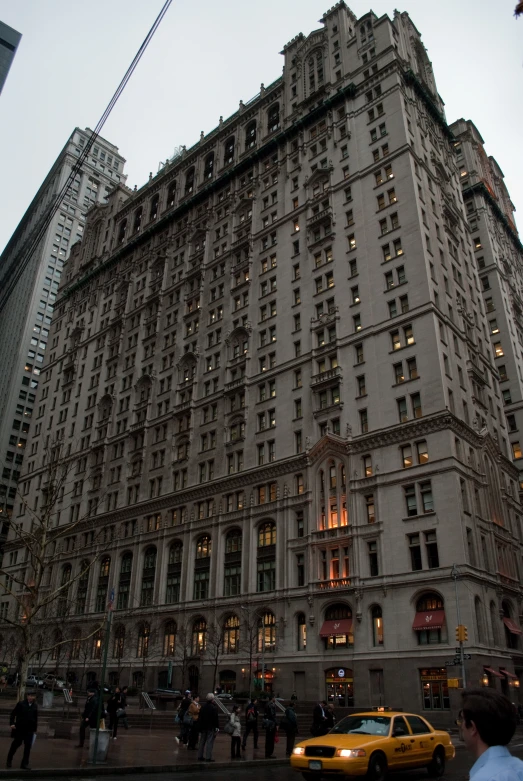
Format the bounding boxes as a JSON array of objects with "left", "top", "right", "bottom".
[{"left": 455, "top": 625, "right": 468, "bottom": 642}]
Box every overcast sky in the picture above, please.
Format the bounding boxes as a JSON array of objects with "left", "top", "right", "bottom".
[{"left": 0, "top": 0, "right": 521, "bottom": 253}]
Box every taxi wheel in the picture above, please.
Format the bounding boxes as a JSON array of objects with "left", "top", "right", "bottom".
[
  {"left": 367, "top": 752, "right": 388, "bottom": 781},
  {"left": 302, "top": 774, "right": 321, "bottom": 781},
  {"left": 427, "top": 747, "right": 445, "bottom": 777}
]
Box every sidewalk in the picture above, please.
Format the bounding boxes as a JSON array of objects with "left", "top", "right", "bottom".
[{"left": 0, "top": 727, "right": 290, "bottom": 777}]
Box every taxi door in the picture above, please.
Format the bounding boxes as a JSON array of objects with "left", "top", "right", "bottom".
[
  {"left": 389, "top": 715, "right": 417, "bottom": 768},
  {"left": 404, "top": 714, "right": 435, "bottom": 764}
]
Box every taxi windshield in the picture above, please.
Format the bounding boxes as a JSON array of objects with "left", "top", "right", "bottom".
[{"left": 330, "top": 715, "right": 391, "bottom": 736}]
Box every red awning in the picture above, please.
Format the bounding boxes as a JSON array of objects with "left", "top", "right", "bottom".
[
  {"left": 500, "top": 669, "right": 518, "bottom": 680},
  {"left": 503, "top": 617, "right": 522, "bottom": 635},
  {"left": 319, "top": 619, "right": 353, "bottom": 637},
  {"left": 412, "top": 610, "right": 445, "bottom": 631},
  {"left": 484, "top": 666, "right": 504, "bottom": 679}
]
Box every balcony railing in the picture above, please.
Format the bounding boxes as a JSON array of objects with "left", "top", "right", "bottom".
[
  {"left": 315, "top": 578, "right": 351, "bottom": 590},
  {"left": 311, "top": 366, "right": 341, "bottom": 386}
]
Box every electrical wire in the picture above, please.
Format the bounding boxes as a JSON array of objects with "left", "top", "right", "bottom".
[{"left": 0, "top": 0, "right": 172, "bottom": 314}]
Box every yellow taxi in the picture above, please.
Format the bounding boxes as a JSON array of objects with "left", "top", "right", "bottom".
[{"left": 290, "top": 710, "right": 455, "bottom": 781}]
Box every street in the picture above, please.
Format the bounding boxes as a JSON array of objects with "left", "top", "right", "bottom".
[{"left": 37, "top": 742, "right": 523, "bottom": 781}]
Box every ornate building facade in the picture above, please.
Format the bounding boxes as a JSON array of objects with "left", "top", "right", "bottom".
[{"left": 3, "top": 3, "right": 522, "bottom": 712}]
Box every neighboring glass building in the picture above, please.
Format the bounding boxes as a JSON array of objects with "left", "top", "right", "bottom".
[{"left": 0, "top": 21, "right": 21, "bottom": 94}]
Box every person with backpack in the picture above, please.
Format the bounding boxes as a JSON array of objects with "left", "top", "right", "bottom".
[
  {"left": 177, "top": 690, "right": 192, "bottom": 745},
  {"left": 241, "top": 697, "right": 259, "bottom": 751},
  {"left": 187, "top": 694, "right": 200, "bottom": 749},
  {"left": 264, "top": 695, "right": 278, "bottom": 758}
]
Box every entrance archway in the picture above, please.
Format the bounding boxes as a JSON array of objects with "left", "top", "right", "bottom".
[
  {"left": 325, "top": 667, "right": 353, "bottom": 706},
  {"left": 219, "top": 670, "right": 236, "bottom": 694}
]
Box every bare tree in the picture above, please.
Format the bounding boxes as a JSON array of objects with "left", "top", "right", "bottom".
[
  {"left": 205, "top": 619, "right": 225, "bottom": 693},
  {"left": 239, "top": 606, "right": 261, "bottom": 698},
  {"left": 0, "top": 442, "right": 107, "bottom": 698},
  {"left": 173, "top": 618, "right": 193, "bottom": 692}
]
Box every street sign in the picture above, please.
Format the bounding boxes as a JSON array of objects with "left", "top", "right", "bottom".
[
  {"left": 463, "top": 654, "right": 472, "bottom": 660},
  {"left": 447, "top": 678, "right": 460, "bottom": 688},
  {"left": 445, "top": 661, "right": 456, "bottom": 666}
]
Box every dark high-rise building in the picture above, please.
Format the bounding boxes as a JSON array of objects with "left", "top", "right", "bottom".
[{"left": 0, "top": 21, "right": 21, "bottom": 95}]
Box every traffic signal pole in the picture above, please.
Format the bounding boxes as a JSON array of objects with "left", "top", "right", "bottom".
[{"left": 452, "top": 565, "right": 467, "bottom": 688}]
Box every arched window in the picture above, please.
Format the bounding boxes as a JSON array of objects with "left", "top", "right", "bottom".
[
  {"left": 117, "top": 219, "right": 127, "bottom": 244},
  {"left": 323, "top": 603, "right": 353, "bottom": 648},
  {"left": 267, "top": 103, "right": 280, "bottom": 133},
  {"left": 245, "top": 121, "right": 256, "bottom": 150},
  {"left": 140, "top": 547, "right": 156, "bottom": 607},
  {"left": 95, "top": 557, "right": 110, "bottom": 612},
  {"left": 415, "top": 593, "right": 445, "bottom": 645},
  {"left": 117, "top": 552, "right": 132, "bottom": 610},
  {"left": 371, "top": 605, "right": 384, "bottom": 646},
  {"left": 185, "top": 167, "right": 195, "bottom": 195},
  {"left": 163, "top": 620, "right": 176, "bottom": 656},
  {"left": 76, "top": 561, "right": 90, "bottom": 615},
  {"left": 166, "top": 541, "right": 182, "bottom": 603},
  {"left": 194, "top": 535, "right": 211, "bottom": 600},
  {"left": 137, "top": 622, "right": 150, "bottom": 658},
  {"left": 224, "top": 136, "right": 235, "bottom": 165},
  {"left": 490, "top": 601, "right": 499, "bottom": 646},
  {"left": 191, "top": 618, "right": 207, "bottom": 655},
  {"left": 258, "top": 522, "right": 276, "bottom": 547},
  {"left": 502, "top": 600, "right": 519, "bottom": 649},
  {"left": 133, "top": 206, "right": 143, "bottom": 233},
  {"left": 58, "top": 564, "right": 72, "bottom": 616},
  {"left": 166, "top": 181, "right": 176, "bottom": 207},
  {"left": 150, "top": 194, "right": 159, "bottom": 221},
  {"left": 113, "top": 625, "right": 125, "bottom": 659},
  {"left": 223, "top": 615, "right": 240, "bottom": 653},
  {"left": 257, "top": 611, "right": 276, "bottom": 652},
  {"left": 297, "top": 612, "right": 307, "bottom": 651},
  {"left": 196, "top": 535, "right": 211, "bottom": 559},
  {"left": 204, "top": 152, "right": 214, "bottom": 180},
  {"left": 51, "top": 628, "right": 63, "bottom": 661},
  {"left": 225, "top": 529, "right": 242, "bottom": 554},
  {"left": 475, "top": 597, "right": 485, "bottom": 644},
  {"left": 92, "top": 629, "right": 103, "bottom": 660}
]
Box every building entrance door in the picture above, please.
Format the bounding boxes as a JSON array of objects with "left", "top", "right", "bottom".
[
  {"left": 325, "top": 668, "right": 353, "bottom": 706},
  {"left": 420, "top": 668, "right": 449, "bottom": 710}
]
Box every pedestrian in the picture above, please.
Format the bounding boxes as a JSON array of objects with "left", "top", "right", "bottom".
[
  {"left": 178, "top": 689, "right": 192, "bottom": 745},
  {"left": 187, "top": 694, "right": 200, "bottom": 749},
  {"left": 264, "top": 695, "right": 278, "bottom": 758},
  {"left": 242, "top": 696, "right": 259, "bottom": 751},
  {"left": 228, "top": 705, "right": 242, "bottom": 759},
  {"left": 106, "top": 687, "right": 122, "bottom": 740},
  {"left": 283, "top": 702, "right": 298, "bottom": 757},
  {"left": 290, "top": 691, "right": 298, "bottom": 705},
  {"left": 326, "top": 702, "right": 336, "bottom": 730},
  {"left": 6, "top": 690, "right": 38, "bottom": 770},
  {"left": 76, "top": 686, "right": 99, "bottom": 748},
  {"left": 312, "top": 700, "right": 328, "bottom": 736},
  {"left": 197, "top": 693, "right": 219, "bottom": 762},
  {"left": 118, "top": 686, "right": 130, "bottom": 730},
  {"left": 458, "top": 688, "right": 523, "bottom": 781}
]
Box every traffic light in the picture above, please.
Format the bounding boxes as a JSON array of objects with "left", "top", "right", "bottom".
[{"left": 455, "top": 625, "right": 468, "bottom": 642}]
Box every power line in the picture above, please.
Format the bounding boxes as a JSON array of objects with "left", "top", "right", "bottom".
[{"left": 0, "top": 0, "right": 173, "bottom": 314}]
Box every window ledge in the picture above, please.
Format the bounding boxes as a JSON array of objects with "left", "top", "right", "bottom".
[
  {"left": 401, "top": 511, "right": 436, "bottom": 522},
  {"left": 392, "top": 377, "right": 419, "bottom": 387}
]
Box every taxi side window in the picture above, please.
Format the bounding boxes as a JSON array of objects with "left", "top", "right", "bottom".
[
  {"left": 405, "top": 716, "right": 430, "bottom": 735},
  {"left": 392, "top": 716, "right": 409, "bottom": 736}
]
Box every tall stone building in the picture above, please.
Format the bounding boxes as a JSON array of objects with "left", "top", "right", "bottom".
[
  {"left": 4, "top": 3, "right": 522, "bottom": 712},
  {"left": 450, "top": 119, "right": 523, "bottom": 488},
  {"left": 0, "top": 129, "right": 126, "bottom": 530}
]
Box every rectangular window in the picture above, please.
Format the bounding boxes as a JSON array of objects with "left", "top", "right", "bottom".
[
  {"left": 409, "top": 533, "right": 422, "bottom": 570},
  {"left": 405, "top": 484, "right": 417, "bottom": 517},
  {"left": 425, "top": 531, "right": 439, "bottom": 568}
]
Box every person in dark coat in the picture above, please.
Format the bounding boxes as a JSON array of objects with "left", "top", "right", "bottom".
[
  {"left": 119, "top": 686, "right": 129, "bottom": 730},
  {"left": 6, "top": 691, "right": 38, "bottom": 769},
  {"left": 241, "top": 697, "right": 259, "bottom": 751},
  {"left": 264, "top": 695, "right": 278, "bottom": 758},
  {"left": 325, "top": 703, "right": 336, "bottom": 730},
  {"left": 284, "top": 702, "right": 298, "bottom": 756},
  {"left": 197, "top": 693, "right": 219, "bottom": 762},
  {"left": 76, "top": 687, "right": 100, "bottom": 748},
  {"left": 312, "top": 700, "right": 328, "bottom": 736},
  {"left": 178, "top": 689, "right": 192, "bottom": 745},
  {"left": 106, "top": 687, "right": 122, "bottom": 739}
]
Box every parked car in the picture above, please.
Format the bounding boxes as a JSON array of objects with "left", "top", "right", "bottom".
[
  {"left": 42, "top": 674, "right": 66, "bottom": 690},
  {"left": 25, "top": 675, "right": 43, "bottom": 688},
  {"left": 215, "top": 692, "right": 233, "bottom": 701}
]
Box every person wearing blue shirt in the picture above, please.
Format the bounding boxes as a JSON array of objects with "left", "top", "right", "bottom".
[{"left": 457, "top": 688, "right": 523, "bottom": 781}]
